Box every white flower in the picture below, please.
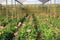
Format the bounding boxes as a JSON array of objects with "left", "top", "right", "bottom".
[
  {"left": 0, "top": 26, "right": 4, "bottom": 29},
  {"left": 17, "top": 22, "right": 21, "bottom": 26},
  {"left": 26, "top": 29, "right": 31, "bottom": 32},
  {"left": 14, "top": 32, "right": 18, "bottom": 36}
]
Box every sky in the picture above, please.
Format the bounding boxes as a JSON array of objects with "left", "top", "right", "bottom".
[{"left": 0, "top": 0, "right": 60, "bottom": 4}]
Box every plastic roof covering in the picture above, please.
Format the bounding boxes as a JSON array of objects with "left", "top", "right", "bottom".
[
  {"left": 38, "top": 0, "right": 50, "bottom": 4},
  {"left": 0, "top": 0, "right": 5, "bottom": 3},
  {"left": 15, "top": 0, "right": 50, "bottom": 3},
  {"left": 17, "top": 0, "right": 26, "bottom": 3},
  {"left": 0, "top": 0, "right": 51, "bottom": 4},
  {"left": 0, "top": 0, "right": 26, "bottom": 3}
]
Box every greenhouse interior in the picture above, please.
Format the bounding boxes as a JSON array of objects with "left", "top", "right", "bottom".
[{"left": 0, "top": 0, "right": 60, "bottom": 40}]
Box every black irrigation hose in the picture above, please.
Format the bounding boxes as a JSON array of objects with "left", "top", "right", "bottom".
[{"left": 12, "top": 13, "right": 29, "bottom": 38}]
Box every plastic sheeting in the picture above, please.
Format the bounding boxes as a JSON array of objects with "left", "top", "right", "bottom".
[{"left": 0, "top": 0, "right": 5, "bottom": 3}]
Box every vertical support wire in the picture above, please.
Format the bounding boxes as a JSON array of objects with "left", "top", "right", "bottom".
[
  {"left": 18, "top": 3, "right": 20, "bottom": 19},
  {"left": 42, "top": 3, "right": 44, "bottom": 13},
  {"left": 0, "top": 3, "right": 1, "bottom": 16},
  {"left": 0, "top": 3, "right": 2, "bottom": 24},
  {"left": 15, "top": 0, "right": 16, "bottom": 18},
  {"left": 6, "top": 0, "right": 8, "bottom": 21},
  {"left": 54, "top": 0, "right": 56, "bottom": 15},
  {"left": 18, "top": 4, "right": 20, "bottom": 19},
  {"left": 15, "top": 0, "right": 18, "bottom": 24},
  {"left": 46, "top": 1, "right": 49, "bottom": 15},
  {"left": 11, "top": 0, "right": 13, "bottom": 20},
  {"left": 0, "top": 4, "right": 2, "bottom": 15},
  {"left": 48, "top": 0, "right": 50, "bottom": 16},
  {"left": 50, "top": 0, "right": 51, "bottom": 16},
  {"left": 17, "top": 2, "right": 19, "bottom": 20},
  {"left": 46, "top": 3, "right": 47, "bottom": 14},
  {"left": 16, "top": 1, "right": 18, "bottom": 22}
]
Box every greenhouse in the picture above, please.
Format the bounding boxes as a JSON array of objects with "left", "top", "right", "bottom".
[{"left": 0, "top": 0, "right": 60, "bottom": 40}]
